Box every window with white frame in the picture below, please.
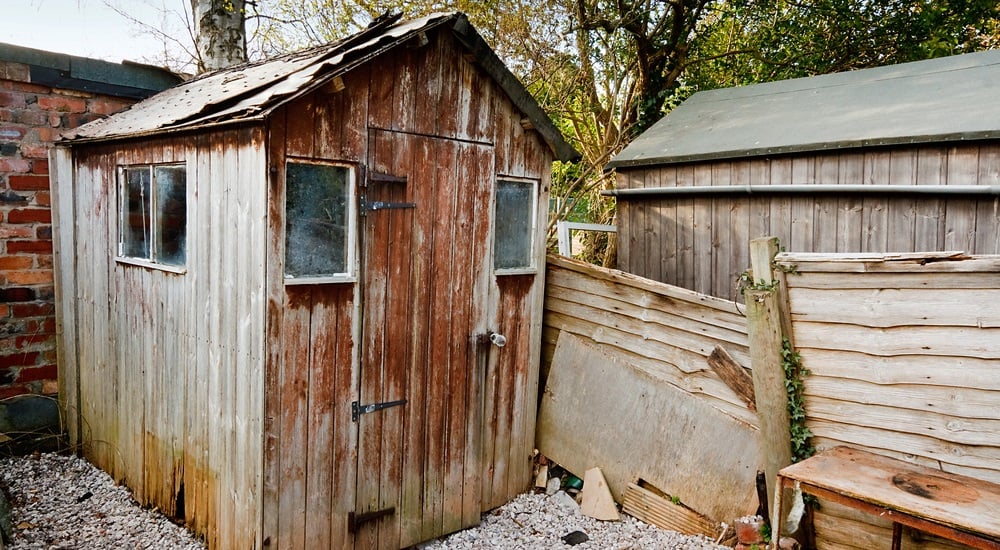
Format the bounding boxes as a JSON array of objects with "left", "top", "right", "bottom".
[
  {"left": 118, "top": 164, "right": 187, "bottom": 267},
  {"left": 284, "top": 160, "right": 355, "bottom": 281},
  {"left": 493, "top": 179, "right": 538, "bottom": 272}
]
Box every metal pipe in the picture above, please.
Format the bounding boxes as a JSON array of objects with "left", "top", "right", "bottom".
[{"left": 602, "top": 184, "right": 1000, "bottom": 198}]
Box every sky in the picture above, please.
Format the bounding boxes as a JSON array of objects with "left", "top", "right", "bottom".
[{"left": 2, "top": 0, "right": 190, "bottom": 67}]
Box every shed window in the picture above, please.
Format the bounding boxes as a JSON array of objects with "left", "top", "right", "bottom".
[
  {"left": 494, "top": 179, "right": 537, "bottom": 272},
  {"left": 118, "top": 164, "right": 187, "bottom": 267},
  {"left": 284, "top": 161, "right": 355, "bottom": 280}
]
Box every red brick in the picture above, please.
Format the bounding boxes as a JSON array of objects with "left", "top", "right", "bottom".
[
  {"left": 0, "top": 256, "right": 33, "bottom": 270},
  {"left": 6, "top": 240, "right": 52, "bottom": 254},
  {"left": 6, "top": 270, "right": 53, "bottom": 285},
  {"left": 38, "top": 96, "right": 87, "bottom": 113},
  {"left": 14, "top": 334, "right": 51, "bottom": 348},
  {"left": 35, "top": 255, "right": 52, "bottom": 269},
  {"left": 7, "top": 208, "right": 51, "bottom": 224},
  {"left": 20, "top": 143, "right": 49, "bottom": 159},
  {"left": 0, "top": 351, "right": 38, "bottom": 368},
  {"left": 0, "top": 92, "right": 27, "bottom": 109},
  {"left": 35, "top": 225, "right": 51, "bottom": 239},
  {"left": 0, "top": 385, "right": 30, "bottom": 400},
  {"left": 31, "top": 159, "right": 49, "bottom": 174},
  {"left": 88, "top": 99, "right": 130, "bottom": 116},
  {"left": 9, "top": 81, "right": 50, "bottom": 94},
  {"left": 10, "top": 303, "right": 52, "bottom": 317},
  {"left": 14, "top": 109, "right": 50, "bottom": 126},
  {"left": 0, "top": 226, "right": 34, "bottom": 239},
  {"left": 8, "top": 175, "right": 49, "bottom": 190},
  {"left": 0, "top": 287, "right": 35, "bottom": 302},
  {"left": 16, "top": 363, "right": 56, "bottom": 383},
  {"left": 0, "top": 158, "right": 31, "bottom": 172},
  {"left": 33, "top": 191, "right": 51, "bottom": 206},
  {"left": 30, "top": 127, "right": 58, "bottom": 142},
  {"left": 41, "top": 378, "right": 58, "bottom": 394}
]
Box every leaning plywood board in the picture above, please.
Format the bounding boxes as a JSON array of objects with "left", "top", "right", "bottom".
[{"left": 537, "top": 333, "right": 761, "bottom": 523}]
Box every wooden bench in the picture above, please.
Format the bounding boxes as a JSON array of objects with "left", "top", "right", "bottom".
[{"left": 773, "top": 446, "right": 1000, "bottom": 550}]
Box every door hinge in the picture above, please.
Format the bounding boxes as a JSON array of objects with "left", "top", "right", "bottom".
[
  {"left": 352, "top": 399, "right": 407, "bottom": 422},
  {"left": 348, "top": 507, "right": 396, "bottom": 533},
  {"left": 361, "top": 198, "right": 416, "bottom": 213}
]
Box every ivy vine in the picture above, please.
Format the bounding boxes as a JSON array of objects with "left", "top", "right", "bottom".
[{"left": 782, "top": 337, "right": 814, "bottom": 462}]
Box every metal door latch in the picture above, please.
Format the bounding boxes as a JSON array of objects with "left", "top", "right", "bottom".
[{"left": 351, "top": 399, "right": 407, "bottom": 422}]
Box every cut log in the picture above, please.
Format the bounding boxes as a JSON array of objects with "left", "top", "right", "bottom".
[{"left": 580, "top": 467, "right": 620, "bottom": 521}]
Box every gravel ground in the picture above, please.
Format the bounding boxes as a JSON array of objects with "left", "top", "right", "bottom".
[
  {"left": 0, "top": 453, "right": 205, "bottom": 549},
  {"left": 1, "top": 453, "right": 729, "bottom": 549}
]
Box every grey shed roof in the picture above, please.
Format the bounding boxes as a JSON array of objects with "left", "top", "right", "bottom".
[
  {"left": 62, "top": 12, "right": 578, "bottom": 162},
  {"left": 0, "top": 42, "right": 181, "bottom": 99},
  {"left": 608, "top": 49, "right": 1000, "bottom": 169}
]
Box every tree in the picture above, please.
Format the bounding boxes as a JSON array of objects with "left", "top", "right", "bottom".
[{"left": 191, "top": 0, "right": 247, "bottom": 72}]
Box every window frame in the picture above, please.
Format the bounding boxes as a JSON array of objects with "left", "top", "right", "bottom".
[
  {"left": 115, "top": 162, "right": 188, "bottom": 274},
  {"left": 282, "top": 158, "right": 358, "bottom": 285},
  {"left": 493, "top": 176, "right": 540, "bottom": 275}
]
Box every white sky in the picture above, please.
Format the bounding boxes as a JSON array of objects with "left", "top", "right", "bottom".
[{"left": 2, "top": 0, "right": 191, "bottom": 67}]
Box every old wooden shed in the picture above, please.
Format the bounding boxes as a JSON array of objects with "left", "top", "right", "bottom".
[
  {"left": 607, "top": 50, "right": 1000, "bottom": 301},
  {"left": 50, "top": 13, "right": 576, "bottom": 549}
]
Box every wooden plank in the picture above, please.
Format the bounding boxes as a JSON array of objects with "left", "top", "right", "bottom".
[
  {"left": 795, "top": 349, "right": 1000, "bottom": 391},
  {"left": 277, "top": 288, "right": 312, "bottom": 549},
  {"left": 537, "top": 333, "right": 761, "bottom": 523},
  {"left": 802, "top": 375, "right": 1000, "bottom": 421},
  {"left": 806, "top": 395, "right": 1000, "bottom": 448},
  {"left": 547, "top": 254, "right": 745, "bottom": 314},
  {"left": 49, "top": 146, "right": 80, "bottom": 447},
  {"left": 782, "top": 270, "right": 1000, "bottom": 289},
  {"left": 692, "top": 165, "right": 713, "bottom": 295},
  {"left": 261, "top": 111, "right": 286, "bottom": 547},
  {"left": 622, "top": 483, "right": 721, "bottom": 538},
  {"left": 580, "top": 467, "right": 620, "bottom": 521},
  {"left": 746, "top": 238, "right": 791, "bottom": 519},
  {"left": 778, "top": 447, "right": 1000, "bottom": 539},
  {"left": 707, "top": 346, "right": 756, "bottom": 412},
  {"left": 786, "top": 287, "right": 1000, "bottom": 327},
  {"left": 793, "top": 322, "right": 1000, "bottom": 359}
]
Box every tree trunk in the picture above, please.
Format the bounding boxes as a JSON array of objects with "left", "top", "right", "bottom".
[{"left": 191, "top": 0, "right": 246, "bottom": 73}]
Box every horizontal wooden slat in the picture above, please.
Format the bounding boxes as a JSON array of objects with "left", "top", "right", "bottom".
[
  {"left": 795, "top": 349, "right": 1000, "bottom": 390},
  {"left": 794, "top": 322, "right": 1000, "bottom": 359},
  {"left": 787, "top": 287, "right": 1000, "bottom": 327}
]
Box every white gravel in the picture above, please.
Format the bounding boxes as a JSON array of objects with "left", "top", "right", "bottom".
[
  {"left": 0, "top": 453, "right": 205, "bottom": 549},
  {"left": 1, "top": 453, "right": 729, "bottom": 549}
]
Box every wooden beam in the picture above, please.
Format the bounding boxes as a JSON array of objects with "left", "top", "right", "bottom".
[
  {"left": 707, "top": 346, "right": 756, "bottom": 412},
  {"left": 747, "top": 237, "right": 793, "bottom": 522}
]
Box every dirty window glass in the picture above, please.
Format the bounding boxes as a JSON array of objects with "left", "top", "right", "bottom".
[
  {"left": 285, "top": 162, "right": 352, "bottom": 279},
  {"left": 494, "top": 180, "right": 536, "bottom": 271},
  {"left": 119, "top": 164, "right": 186, "bottom": 266}
]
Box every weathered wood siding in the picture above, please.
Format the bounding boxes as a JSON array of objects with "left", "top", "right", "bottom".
[
  {"left": 262, "top": 25, "right": 553, "bottom": 549},
  {"left": 617, "top": 144, "right": 1000, "bottom": 301},
  {"left": 542, "top": 254, "right": 754, "bottom": 427},
  {"left": 778, "top": 253, "right": 1000, "bottom": 550},
  {"left": 59, "top": 128, "right": 268, "bottom": 550}
]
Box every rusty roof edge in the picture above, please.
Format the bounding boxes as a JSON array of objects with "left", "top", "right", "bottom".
[
  {"left": 241, "top": 14, "right": 461, "bottom": 124},
  {"left": 450, "top": 14, "right": 580, "bottom": 162},
  {"left": 60, "top": 117, "right": 267, "bottom": 146}
]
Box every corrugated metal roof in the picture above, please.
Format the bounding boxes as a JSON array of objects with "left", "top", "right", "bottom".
[
  {"left": 61, "top": 12, "right": 579, "bottom": 161},
  {"left": 608, "top": 49, "right": 1000, "bottom": 169}
]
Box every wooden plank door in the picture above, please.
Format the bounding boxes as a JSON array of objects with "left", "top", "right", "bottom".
[{"left": 353, "top": 129, "right": 494, "bottom": 549}]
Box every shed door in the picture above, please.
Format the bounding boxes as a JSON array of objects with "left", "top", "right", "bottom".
[{"left": 353, "top": 129, "right": 494, "bottom": 548}]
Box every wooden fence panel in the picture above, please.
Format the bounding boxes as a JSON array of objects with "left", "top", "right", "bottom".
[
  {"left": 542, "top": 255, "right": 754, "bottom": 428},
  {"left": 777, "top": 252, "right": 1000, "bottom": 550}
]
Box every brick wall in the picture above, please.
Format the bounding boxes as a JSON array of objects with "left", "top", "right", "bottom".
[{"left": 1, "top": 59, "right": 135, "bottom": 400}]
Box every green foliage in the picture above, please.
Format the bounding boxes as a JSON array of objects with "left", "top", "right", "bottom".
[
  {"left": 782, "top": 337, "right": 814, "bottom": 462},
  {"left": 760, "top": 521, "right": 772, "bottom": 543}
]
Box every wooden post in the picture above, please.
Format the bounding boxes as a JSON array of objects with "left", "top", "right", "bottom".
[{"left": 746, "top": 237, "right": 793, "bottom": 529}]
